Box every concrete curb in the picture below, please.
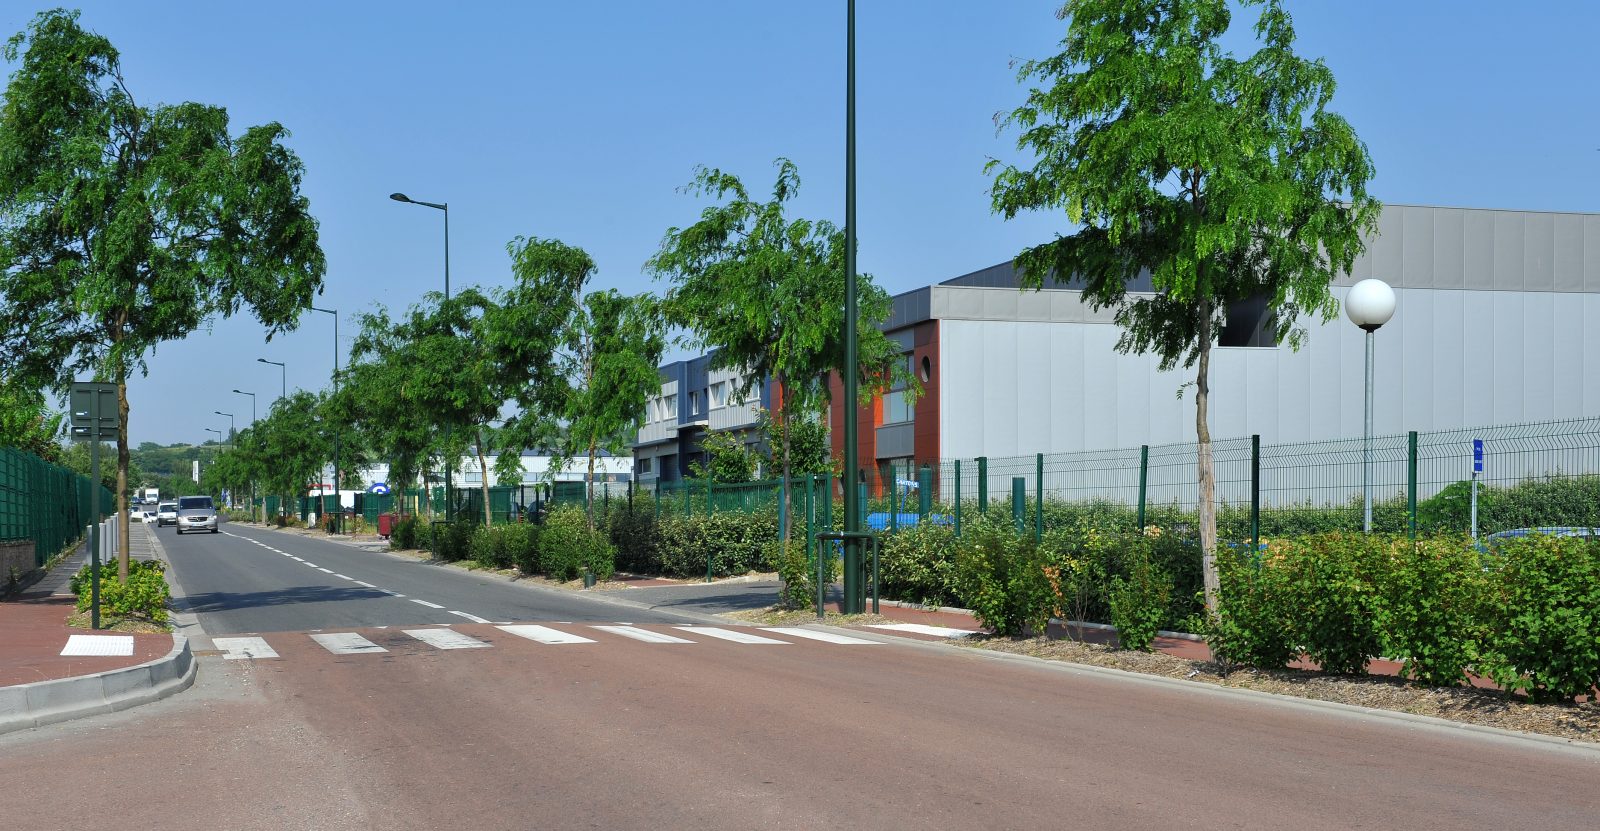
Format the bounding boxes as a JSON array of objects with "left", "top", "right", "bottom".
[
  {"left": 800, "top": 622, "right": 1600, "bottom": 759},
  {"left": 0, "top": 633, "right": 196, "bottom": 736}
]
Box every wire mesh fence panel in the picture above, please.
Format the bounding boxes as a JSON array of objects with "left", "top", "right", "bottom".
[
  {"left": 0, "top": 446, "right": 113, "bottom": 567},
  {"left": 1414, "top": 417, "right": 1600, "bottom": 535},
  {"left": 1255, "top": 433, "right": 1409, "bottom": 537}
]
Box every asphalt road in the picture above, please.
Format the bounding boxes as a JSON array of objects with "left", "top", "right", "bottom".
[
  {"left": 2, "top": 620, "right": 1595, "bottom": 830},
  {"left": 157, "top": 520, "right": 700, "bottom": 633}
]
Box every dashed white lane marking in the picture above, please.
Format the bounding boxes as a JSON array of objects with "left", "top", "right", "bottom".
[
  {"left": 316, "top": 567, "right": 334, "bottom": 574},
  {"left": 449, "top": 611, "right": 491, "bottom": 624},
  {"left": 760, "top": 627, "right": 882, "bottom": 645},
  {"left": 290, "top": 556, "right": 304, "bottom": 562},
  {"left": 497, "top": 624, "right": 597, "bottom": 645},
  {"left": 304, "top": 562, "right": 321, "bottom": 568},
  {"left": 332, "top": 573, "right": 352, "bottom": 580},
  {"left": 310, "top": 633, "right": 387, "bottom": 655},
  {"left": 61, "top": 634, "right": 133, "bottom": 656},
  {"left": 213, "top": 636, "right": 280, "bottom": 660},
  {"left": 673, "top": 626, "right": 790, "bottom": 645},
  {"left": 410, "top": 599, "right": 445, "bottom": 609},
  {"left": 382, "top": 591, "right": 406, "bottom": 598},
  {"left": 865, "top": 623, "right": 978, "bottom": 638},
  {"left": 404, "top": 629, "right": 491, "bottom": 650},
  {"left": 354, "top": 581, "right": 376, "bottom": 588},
  {"left": 591, "top": 625, "right": 695, "bottom": 644}
]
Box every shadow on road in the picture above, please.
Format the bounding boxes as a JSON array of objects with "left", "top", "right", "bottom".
[{"left": 175, "top": 586, "right": 390, "bottom": 613}]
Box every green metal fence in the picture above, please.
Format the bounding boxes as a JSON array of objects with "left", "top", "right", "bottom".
[{"left": 0, "top": 446, "right": 115, "bottom": 568}]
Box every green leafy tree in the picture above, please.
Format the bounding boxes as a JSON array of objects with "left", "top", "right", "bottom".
[
  {"left": 647, "top": 159, "right": 905, "bottom": 543},
  {"left": 253, "top": 392, "right": 331, "bottom": 518},
  {"left": 988, "top": 0, "right": 1378, "bottom": 611},
  {"left": 690, "top": 429, "right": 759, "bottom": 484},
  {"left": 0, "top": 10, "right": 325, "bottom": 576},
  {"left": 0, "top": 379, "right": 61, "bottom": 461},
  {"left": 756, "top": 408, "right": 831, "bottom": 477},
  {"left": 550, "top": 286, "right": 666, "bottom": 529}
]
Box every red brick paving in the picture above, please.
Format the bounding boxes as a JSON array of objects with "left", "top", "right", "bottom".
[{"left": 0, "top": 594, "right": 171, "bottom": 687}]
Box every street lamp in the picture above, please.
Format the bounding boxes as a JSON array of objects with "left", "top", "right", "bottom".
[
  {"left": 390, "top": 190, "right": 454, "bottom": 520},
  {"left": 311, "top": 305, "right": 342, "bottom": 533},
  {"left": 1345, "top": 278, "right": 1397, "bottom": 533},
  {"left": 840, "top": 0, "right": 864, "bottom": 613},
  {"left": 204, "top": 428, "right": 222, "bottom": 444},
  {"left": 214, "top": 411, "right": 234, "bottom": 447},
  {"left": 257, "top": 358, "right": 286, "bottom": 401},
  {"left": 232, "top": 390, "right": 256, "bottom": 425}
]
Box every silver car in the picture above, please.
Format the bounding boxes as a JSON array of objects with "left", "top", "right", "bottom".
[{"left": 176, "top": 495, "right": 219, "bottom": 534}]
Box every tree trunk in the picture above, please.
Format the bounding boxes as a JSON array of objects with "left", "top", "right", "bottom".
[
  {"left": 476, "top": 437, "right": 493, "bottom": 527},
  {"left": 1196, "top": 300, "right": 1219, "bottom": 614},
  {"left": 778, "top": 376, "right": 792, "bottom": 546},
  {"left": 116, "top": 379, "right": 130, "bottom": 580},
  {"left": 586, "top": 444, "right": 598, "bottom": 532}
]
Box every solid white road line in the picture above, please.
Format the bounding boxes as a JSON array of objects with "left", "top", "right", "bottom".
[
  {"left": 332, "top": 573, "right": 352, "bottom": 580},
  {"left": 591, "top": 625, "right": 695, "bottom": 644},
  {"left": 449, "top": 611, "right": 491, "bottom": 624},
  {"left": 60, "top": 634, "right": 134, "bottom": 656},
  {"left": 409, "top": 599, "right": 446, "bottom": 609},
  {"left": 865, "top": 623, "right": 978, "bottom": 638},
  {"left": 353, "top": 581, "right": 376, "bottom": 588},
  {"left": 672, "top": 626, "right": 791, "bottom": 645},
  {"left": 316, "top": 567, "right": 335, "bottom": 573},
  {"left": 496, "top": 624, "right": 596, "bottom": 645},
  {"left": 404, "top": 629, "right": 491, "bottom": 650},
  {"left": 212, "top": 636, "right": 280, "bottom": 660},
  {"left": 310, "top": 633, "right": 388, "bottom": 655},
  {"left": 760, "top": 627, "right": 882, "bottom": 645},
  {"left": 290, "top": 556, "right": 304, "bottom": 562}
]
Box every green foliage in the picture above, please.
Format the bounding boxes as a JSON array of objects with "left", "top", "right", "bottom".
[
  {"left": 390, "top": 516, "right": 419, "bottom": 550},
  {"left": 879, "top": 523, "right": 960, "bottom": 607},
  {"left": 71, "top": 560, "right": 169, "bottom": 624},
  {"left": 606, "top": 500, "right": 662, "bottom": 574},
  {"left": 537, "top": 505, "right": 614, "bottom": 581},
  {"left": 1208, "top": 546, "right": 1297, "bottom": 670},
  {"left": 1417, "top": 476, "right": 1600, "bottom": 536},
  {"left": 690, "top": 429, "right": 760, "bottom": 484},
  {"left": 467, "top": 522, "right": 538, "bottom": 572},
  {"left": 756, "top": 409, "right": 833, "bottom": 476},
  {"left": 773, "top": 541, "right": 816, "bottom": 611},
  {"left": 656, "top": 511, "right": 780, "bottom": 578},
  {"left": 429, "top": 520, "right": 476, "bottom": 562},
  {"left": 0, "top": 379, "right": 61, "bottom": 461},
  {"left": 1481, "top": 534, "right": 1600, "bottom": 703},
  {"left": 1376, "top": 535, "right": 1486, "bottom": 687},
  {"left": 1275, "top": 534, "right": 1384, "bottom": 675},
  {"left": 1107, "top": 542, "right": 1172, "bottom": 652},
  {"left": 952, "top": 518, "right": 1054, "bottom": 637},
  {"left": 0, "top": 10, "right": 325, "bottom": 524}
]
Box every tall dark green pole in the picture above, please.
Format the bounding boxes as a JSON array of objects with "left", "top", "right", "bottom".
[
  {"left": 1250, "top": 434, "right": 1260, "bottom": 552},
  {"left": 841, "top": 0, "right": 863, "bottom": 615}
]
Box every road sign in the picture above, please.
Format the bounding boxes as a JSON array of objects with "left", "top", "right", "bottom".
[
  {"left": 368, "top": 482, "right": 391, "bottom": 495},
  {"left": 68, "top": 382, "right": 119, "bottom": 442},
  {"left": 1472, "top": 439, "right": 1484, "bottom": 473}
]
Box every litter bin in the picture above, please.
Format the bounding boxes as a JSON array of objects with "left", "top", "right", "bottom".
[{"left": 377, "top": 513, "right": 396, "bottom": 539}]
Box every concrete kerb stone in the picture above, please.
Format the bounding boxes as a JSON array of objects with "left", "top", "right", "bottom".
[
  {"left": 0, "top": 633, "right": 195, "bottom": 736},
  {"left": 799, "top": 621, "right": 1600, "bottom": 759}
]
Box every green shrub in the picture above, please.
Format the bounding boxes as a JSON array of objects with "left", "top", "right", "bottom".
[
  {"left": 470, "top": 525, "right": 514, "bottom": 570},
  {"left": 1278, "top": 533, "right": 1385, "bottom": 675},
  {"left": 1481, "top": 533, "right": 1600, "bottom": 702},
  {"left": 498, "top": 522, "right": 537, "bottom": 574},
  {"left": 71, "top": 560, "right": 170, "bottom": 624},
  {"left": 952, "top": 517, "right": 1053, "bottom": 637},
  {"left": 1209, "top": 545, "right": 1297, "bottom": 670},
  {"left": 607, "top": 501, "right": 662, "bottom": 574},
  {"left": 390, "top": 516, "right": 418, "bottom": 550},
  {"left": 774, "top": 541, "right": 816, "bottom": 611},
  {"left": 535, "top": 506, "right": 614, "bottom": 581},
  {"left": 879, "top": 523, "right": 959, "bottom": 607},
  {"left": 430, "top": 520, "right": 475, "bottom": 562},
  {"left": 1375, "top": 535, "right": 1487, "bottom": 687},
  {"left": 1107, "top": 542, "right": 1171, "bottom": 652},
  {"left": 656, "top": 511, "right": 779, "bottom": 578}
]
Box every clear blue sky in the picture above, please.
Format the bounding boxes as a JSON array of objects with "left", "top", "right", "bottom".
[{"left": 5, "top": 1, "right": 1596, "bottom": 446}]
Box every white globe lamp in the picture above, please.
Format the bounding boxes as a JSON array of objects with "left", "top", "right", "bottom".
[{"left": 1346, "top": 278, "right": 1396, "bottom": 532}]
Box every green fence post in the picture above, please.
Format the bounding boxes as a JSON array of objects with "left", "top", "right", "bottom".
[
  {"left": 684, "top": 481, "right": 691, "bottom": 520},
  {"left": 1407, "top": 430, "right": 1418, "bottom": 539},
  {"left": 706, "top": 478, "right": 713, "bottom": 518},
  {"left": 977, "top": 456, "right": 988, "bottom": 514},
  {"left": 804, "top": 474, "right": 815, "bottom": 568},
  {"left": 822, "top": 473, "right": 833, "bottom": 533},
  {"left": 654, "top": 479, "right": 661, "bottom": 521},
  {"left": 917, "top": 464, "right": 932, "bottom": 519},
  {"left": 1011, "top": 477, "right": 1026, "bottom": 534},
  {"left": 1250, "top": 434, "right": 1261, "bottom": 553},
  {"left": 1137, "top": 445, "right": 1149, "bottom": 532},
  {"left": 953, "top": 460, "right": 962, "bottom": 539},
  {"left": 888, "top": 462, "right": 899, "bottom": 535},
  {"left": 1034, "top": 453, "right": 1044, "bottom": 543}
]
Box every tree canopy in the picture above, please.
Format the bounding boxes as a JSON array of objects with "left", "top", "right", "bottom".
[{"left": 988, "top": 0, "right": 1379, "bottom": 609}]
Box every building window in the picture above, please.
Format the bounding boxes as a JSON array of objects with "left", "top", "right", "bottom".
[
  {"left": 881, "top": 355, "right": 915, "bottom": 425},
  {"left": 689, "top": 391, "right": 699, "bottom": 415},
  {"left": 709, "top": 381, "right": 724, "bottom": 409},
  {"left": 637, "top": 457, "right": 652, "bottom": 475},
  {"left": 663, "top": 393, "right": 677, "bottom": 420}
]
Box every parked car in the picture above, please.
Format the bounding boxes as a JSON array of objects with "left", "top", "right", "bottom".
[
  {"left": 176, "top": 495, "right": 219, "bottom": 535},
  {"left": 156, "top": 502, "right": 178, "bottom": 527},
  {"left": 140, "top": 506, "right": 157, "bottom": 523}
]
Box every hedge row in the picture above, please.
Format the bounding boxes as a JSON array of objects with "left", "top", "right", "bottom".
[
  {"left": 391, "top": 506, "right": 614, "bottom": 582},
  {"left": 70, "top": 559, "right": 171, "bottom": 624}
]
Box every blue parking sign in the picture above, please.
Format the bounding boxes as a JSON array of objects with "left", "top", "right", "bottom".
[{"left": 1472, "top": 439, "right": 1483, "bottom": 473}]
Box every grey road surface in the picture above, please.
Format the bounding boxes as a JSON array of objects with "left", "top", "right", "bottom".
[{"left": 158, "top": 521, "right": 699, "bottom": 633}]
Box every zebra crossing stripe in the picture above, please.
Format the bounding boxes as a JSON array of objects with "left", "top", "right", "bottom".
[
  {"left": 213, "top": 636, "right": 280, "bottom": 660},
  {"left": 673, "top": 626, "right": 790, "bottom": 644},
  {"left": 310, "top": 633, "right": 388, "bottom": 655},
  {"left": 591, "top": 625, "right": 695, "bottom": 644},
  {"left": 865, "top": 623, "right": 977, "bottom": 638},
  {"left": 496, "top": 624, "right": 596, "bottom": 645},
  {"left": 403, "top": 629, "right": 491, "bottom": 650},
  {"left": 760, "top": 627, "right": 882, "bottom": 645}
]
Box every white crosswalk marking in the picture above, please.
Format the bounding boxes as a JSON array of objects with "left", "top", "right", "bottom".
[
  {"left": 865, "top": 623, "right": 977, "bottom": 638},
  {"left": 311, "top": 633, "right": 388, "bottom": 655},
  {"left": 449, "top": 611, "right": 490, "bottom": 624},
  {"left": 591, "top": 625, "right": 695, "bottom": 644},
  {"left": 403, "top": 629, "right": 491, "bottom": 650},
  {"left": 410, "top": 599, "right": 446, "bottom": 609},
  {"left": 61, "top": 634, "right": 133, "bottom": 656},
  {"left": 496, "top": 624, "right": 596, "bottom": 645},
  {"left": 673, "top": 626, "right": 790, "bottom": 645},
  {"left": 213, "top": 637, "right": 280, "bottom": 660},
  {"left": 760, "top": 627, "right": 882, "bottom": 645}
]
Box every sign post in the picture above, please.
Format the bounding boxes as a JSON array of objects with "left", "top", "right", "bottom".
[
  {"left": 69, "top": 382, "right": 120, "bottom": 630},
  {"left": 1470, "top": 439, "right": 1483, "bottom": 540}
]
